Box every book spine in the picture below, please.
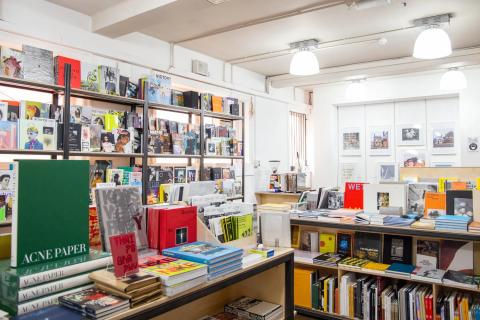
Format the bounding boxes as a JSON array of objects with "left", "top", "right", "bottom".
[
  {"left": 18, "top": 256, "right": 111, "bottom": 288},
  {"left": 18, "top": 273, "right": 92, "bottom": 302},
  {"left": 10, "top": 161, "right": 18, "bottom": 267},
  {"left": 16, "top": 284, "right": 93, "bottom": 315}
]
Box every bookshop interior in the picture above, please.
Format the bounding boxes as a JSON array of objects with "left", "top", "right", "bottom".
[{"left": 1, "top": 0, "right": 480, "bottom": 319}]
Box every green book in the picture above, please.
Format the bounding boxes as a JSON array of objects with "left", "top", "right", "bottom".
[{"left": 11, "top": 160, "right": 90, "bottom": 268}]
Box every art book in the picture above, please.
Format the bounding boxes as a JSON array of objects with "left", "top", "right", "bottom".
[
  {"left": 354, "top": 232, "right": 381, "bottom": 262},
  {"left": 95, "top": 186, "right": 148, "bottom": 252},
  {"left": 336, "top": 233, "right": 353, "bottom": 256},
  {"left": 319, "top": 233, "right": 336, "bottom": 254},
  {"left": 147, "top": 73, "right": 171, "bottom": 105},
  {"left": 0, "top": 120, "right": 17, "bottom": 149},
  {"left": 98, "top": 65, "right": 119, "bottom": 95},
  {"left": 19, "top": 119, "right": 57, "bottom": 151},
  {"left": 162, "top": 242, "right": 243, "bottom": 265},
  {"left": 344, "top": 182, "right": 366, "bottom": 209},
  {"left": 408, "top": 183, "right": 438, "bottom": 214},
  {"left": 0, "top": 46, "right": 24, "bottom": 79},
  {"left": 11, "top": 160, "right": 90, "bottom": 267},
  {"left": 382, "top": 234, "right": 412, "bottom": 265},
  {"left": 416, "top": 239, "right": 439, "bottom": 268},
  {"left": 424, "top": 192, "right": 447, "bottom": 218},
  {"left": 446, "top": 190, "right": 473, "bottom": 216},
  {"left": 80, "top": 62, "right": 98, "bottom": 91},
  {"left": 54, "top": 56, "right": 81, "bottom": 88},
  {"left": 58, "top": 288, "right": 129, "bottom": 316},
  {"left": 439, "top": 240, "right": 473, "bottom": 275},
  {"left": 22, "top": 45, "right": 54, "bottom": 84},
  {"left": 363, "top": 183, "right": 408, "bottom": 214},
  {"left": 141, "top": 255, "right": 207, "bottom": 286}
]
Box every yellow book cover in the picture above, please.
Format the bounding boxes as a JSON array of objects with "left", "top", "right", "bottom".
[
  {"left": 294, "top": 267, "right": 314, "bottom": 308},
  {"left": 323, "top": 277, "right": 329, "bottom": 312},
  {"left": 291, "top": 225, "right": 300, "bottom": 248},
  {"left": 0, "top": 234, "right": 11, "bottom": 259},
  {"left": 476, "top": 178, "right": 480, "bottom": 190},
  {"left": 319, "top": 233, "right": 336, "bottom": 254},
  {"left": 349, "top": 285, "right": 354, "bottom": 318},
  {"left": 362, "top": 262, "right": 390, "bottom": 271},
  {"left": 438, "top": 177, "right": 458, "bottom": 193},
  {"left": 104, "top": 113, "right": 119, "bottom": 131},
  {"left": 142, "top": 259, "right": 206, "bottom": 277},
  {"left": 159, "top": 184, "right": 172, "bottom": 203}
]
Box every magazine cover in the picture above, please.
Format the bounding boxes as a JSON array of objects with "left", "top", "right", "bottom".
[
  {"left": 147, "top": 73, "right": 171, "bottom": 104},
  {"left": 100, "top": 132, "right": 115, "bottom": 152},
  {"left": 89, "top": 124, "right": 102, "bottom": 152},
  {"left": 59, "top": 288, "right": 128, "bottom": 314},
  {"left": 22, "top": 45, "right": 54, "bottom": 84},
  {"left": 80, "top": 62, "right": 99, "bottom": 91},
  {"left": 19, "top": 118, "right": 57, "bottom": 150},
  {"left": 81, "top": 125, "right": 91, "bottom": 151},
  {"left": 20, "top": 100, "right": 42, "bottom": 120},
  {"left": 0, "top": 47, "right": 23, "bottom": 78},
  {"left": 142, "top": 257, "right": 206, "bottom": 277},
  {"left": 162, "top": 242, "right": 242, "bottom": 265},
  {"left": 98, "top": 65, "right": 119, "bottom": 95},
  {"left": 113, "top": 128, "right": 132, "bottom": 153},
  {"left": 0, "top": 121, "right": 16, "bottom": 149}
]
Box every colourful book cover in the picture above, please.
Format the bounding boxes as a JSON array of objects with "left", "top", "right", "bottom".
[
  {"left": 81, "top": 62, "right": 99, "bottom": 91},
  {"left": 141, "top": 256, "right": 206, "bottom": 277},
  {"left": 336, "top": 232, "right": 352, "bottom": 256},
  {"left": 162, "top": 242, "right": 243, "bottom": 265},
  {"left": 22, "top": 45, "right": 54, "bottom": 84},
  {"left": 439, "top": 240, "right": 473, "bottom": 275},
  {"left": 423, "top": 192, "right": 447, "bottom": 218},
  {"left": 58, "top": 288, "right": 128, "bottom": 315},
  {"left": 344, "top": 182, "right": 366, "bottom": 209},
  {"left": 11, "top": 160, "right": 90, "bottom": 267},
  {"left": 20, "top": 100, "right": 42, "bottom": 120},
  {"left": 0, "top": 46, "right": 24, "bottom": 79},
  {"left": 147, "top": 73, "right": 171, "bottom": 105},
  {"left": 54, "top": 56, "right": 81, "bottom": 88},
  {"left": 211, "top": 96, "right": 223, "bottom": 113},
  {"left": 319, "top": 233, "right": 336, "bottom": 254},
  {"left": 98, "top": 65, "right": 119, "bottom": 95},
  {"left": 18, "top": 119, "right": 57, "bottom": 151},
  {"left": 157, "top": 206, "right": 197, "bottom": 251},
  {"left": 89, "top": 207, "right": 102, "bottom": 250},
  {"left": 3, "top": 100, "right": 20, "bottom": 122},
  {"left": 104, "top": 113, "right": 119, "bottom": 132},
  {"left": 0, "top": 120, "right": 17, "bottom": 149}
]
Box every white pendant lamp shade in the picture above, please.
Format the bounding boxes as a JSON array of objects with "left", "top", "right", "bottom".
[
  {"left": 345, "top": 81, "right": 367, "bottom": 101},
  {"left": 413, "top": 26, "right": 452, "bottom": 59},
  {"left": 289, "top": 50, "right": 319, "bottom": 76},
  {"left": 440, "top": 69, "right": 467, "bottom": 91}
]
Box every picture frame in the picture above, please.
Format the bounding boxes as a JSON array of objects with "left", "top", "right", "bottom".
[
  {"left": 396, "top": 123, "right": 425, "bottom": 146},
  {"left": 431, "top": 162, "right": 455, "bottom": 168},
  {"left": 398, "top": 149, "right": 427, "bottom": 167},
  {"left": 341, "top": 127, "right": 361, "bottom": 156},
  {"left": 368, "top": 126, "right": 392, "bottom": 156},
  {"left": 376, "top": 162, "right": 398, "bottom": 182},
  {"left": 430, "top": 122, "right": 456, "bottom": 155}
]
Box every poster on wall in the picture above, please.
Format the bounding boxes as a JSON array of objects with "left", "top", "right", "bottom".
[
  {"left": 430, "top": 122, "right": 456, "bottom": 155},
  {"left": 397, "top": 123, "right": 425, "bottom": 146},
  {"left": 399, "top": 149, "right": 427, "bottom": 167},
  {"left": 376, "top": 162, "right": 398, "bottom": 182},
  {"left": 467, "top": 137, "right": 479, "bottom": 152},
  {"left": 338, "top": 162, "right": 362, "bottom": 190},
  {"left": 341, "top": 127, "right": 361, "bottom": 156},
  {"left": 368, "top": 126, "right": 392, "bottom": 155}
]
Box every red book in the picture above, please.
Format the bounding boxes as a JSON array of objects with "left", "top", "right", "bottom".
[
  {"left": 109, "top": 232, "right": 139, "bottom": 277},
  {"left": 158, "top": 206, "right": 197, "bottom": 251},
  {"left": 343, "top": 182, "right": 366, "bottom": 209},
  {"left": 147, "top": 208, "right": 160, "bottom": 249},
  {"left": 54, "top": 56, "right": 81, "bottom": 88}
]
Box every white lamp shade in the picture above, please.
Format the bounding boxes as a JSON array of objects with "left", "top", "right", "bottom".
[
  {"left": 413, "top": 27, "right": 452, "bottom": 59},
  {"left": 345, "top": 81, "right": 367, "bottom": 101},
  {"left": 289, "top": 50, "right": 319, "bottom": 76},
  {"left": 440, "top": 69, "right": 467, "bottom": 90}
]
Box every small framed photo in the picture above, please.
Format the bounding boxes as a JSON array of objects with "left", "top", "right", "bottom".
[
  {"left": 430, "top": 122, "right": 456, "bottom": 155},
  {"left": 397, "top": 123, "right": 425, "bottom": 146},
  {"left": 341, "top": 127, "right": 361, "bottom": 156},
  {"left": 399, "top": 149, "right": 427, "bottom": 167},
  {"left": 376, "top": 162, "right": 398, "bottom": 182},
  {"left": 368, "top": 126, "right": 392, "bottom": 156}
]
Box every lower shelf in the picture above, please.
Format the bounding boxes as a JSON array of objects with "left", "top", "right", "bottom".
[{"left": 295, "top": 306, "right": 348, "bottom": 320}]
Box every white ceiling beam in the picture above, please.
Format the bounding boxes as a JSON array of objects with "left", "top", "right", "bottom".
[
  {"left": 269, "top": 47, "right": 480, "bottom": 88},
  {"left": 92, "top": 0, "right": 177, "bottom": 38}
]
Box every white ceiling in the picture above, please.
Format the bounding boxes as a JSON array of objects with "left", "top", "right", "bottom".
[{"left": 46, "top": 0, "right": 480, "bottom": 81}]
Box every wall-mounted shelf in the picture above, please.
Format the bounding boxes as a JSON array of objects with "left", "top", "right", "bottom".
[
  {"left": 0, "top": 149, "right": 63, "bottom": 156},
  {"left": 203, "top": 111, "right": 244, "bottom": 121},
  {"left": 148, "top": 103, "right": 202, "bottom": 115}
]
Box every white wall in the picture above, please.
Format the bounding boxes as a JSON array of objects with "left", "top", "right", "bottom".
[{"left": 313, "top": 67, "right": 480, "bottom": 188}]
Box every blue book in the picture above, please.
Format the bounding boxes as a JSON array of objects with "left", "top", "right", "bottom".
[
  {"left": 436, "top": 215, "right": 471, "bottom": 222},
  {"left": 162, "top": 242, "right": 243, "bottom": 265},
  {"left": 147, "top": 73, "right": 171, "bottom": 105},
  {"left": 208, "top": 262, "right": 243, "bottom": 280},
  {"left": 14, "top": 305, "right": 82, "bottom": 320},
  {"left": 209, "top": 257, "right": 243, "bottom": 273},
  {"left": 386, "top": 262, "right": 416, "bottom": 275}
]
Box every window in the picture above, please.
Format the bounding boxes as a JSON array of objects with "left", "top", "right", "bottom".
[{"left": 289, "top": 111, "right": 307, "bottom": 169}]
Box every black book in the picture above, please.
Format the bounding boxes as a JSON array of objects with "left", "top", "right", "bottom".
[
  {"left": 211, "top": 167, "right": 222, "bottom": 180},
  {"left": 183, "top": 91, "right": 199, "bottom": 109},
  {"left": 230, "top": 103, "right": 240, "bottom": 116},
  {"left": 202, "top": 168, "right": 212, "bottom": 181},
  {"left": 158, "top": 169, "right": 174, "bottom": 184},
  {"left": 446, "top": 190, "right": 473, "bottom": 216},
  {"left": 383, "top": 234, "right": 413, "bottom": 265},
  {"left": 119, "top": 76, "right": 128, "bottom": 97},
  {"left": 67, "top": 123, "right": 82, "bottom": 151},
  {"left": 354, "top": 232, "right": 382, "bottom": 262}
]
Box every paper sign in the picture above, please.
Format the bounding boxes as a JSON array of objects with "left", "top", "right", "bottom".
[{"left": 109, "top": 232, "right": 139, "bottom": 278}]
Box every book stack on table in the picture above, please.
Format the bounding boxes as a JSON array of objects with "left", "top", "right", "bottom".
[
  {"left": 224, "top": 296, "right": 282, "bottom": 320},
  {"left": 435, "top": 215, "right": 471, "bottom": 231}
]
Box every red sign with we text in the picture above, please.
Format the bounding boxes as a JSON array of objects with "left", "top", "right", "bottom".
[{"left": 109, "top": 233, "right": 139, "bottom": 278}]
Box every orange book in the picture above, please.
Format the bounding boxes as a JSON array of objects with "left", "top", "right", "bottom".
[
  {"left": 451, "top": 181, "right": 467, "bottom": 190},
  {"left": 211, "top": 96, "right": 223, "bottom": 113},
  {"left": 335, "top": 287, "right": 339, "bottom": 314},
  {"left": 424, "top": 192, "right": 446, "bottom": 218},
  {"left": 294, "top": 267, "right": 315, "bottom": 309}
]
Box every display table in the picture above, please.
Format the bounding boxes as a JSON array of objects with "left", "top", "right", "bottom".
[
  {"left": 108, "top": 248, "right": 295, "bottom": 320},
  {"left": 255, "top": 191, "right": 301, "bottom": 205}
]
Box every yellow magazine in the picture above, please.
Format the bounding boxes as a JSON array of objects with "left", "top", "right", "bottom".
[
  {"left": 143, "top": 259, "right": 206, "bottom": 277},
  {"left": 319, "top": 233, "right": 336, "bottom": 254}
]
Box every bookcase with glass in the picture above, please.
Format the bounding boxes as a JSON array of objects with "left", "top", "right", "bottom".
[{"left": 288, "top": 167, "right": 480, "bottom": 320}]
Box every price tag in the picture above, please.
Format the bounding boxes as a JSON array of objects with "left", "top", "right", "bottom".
[{"left": 109, "top": 233, "right": 139, "bottom": 278}]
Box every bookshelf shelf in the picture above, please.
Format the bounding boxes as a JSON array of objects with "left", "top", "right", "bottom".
[
  {"left": 69, "top": 151, "right": 144, "bottom": 158},
  {"left": 203, "top": 155, "right": 244, "bottom": 160},
  {"left": 147, "top": 153, "right": 201, "bottom": 159},
  {"left": 0, "top": 149, "right": 63, "bottom": 156},
  {"left": 106, "top": 249, "right": 295, "bottom": 320},
  {"left": 148, "top": 103, "right": 202, "bottom": 115},
  {"left": 70, "top": 88, "right": 145, "bottom": 105},
  {"left": 0, "top": 76, "right": 63, "bottom": 93},
  {"left": 291, "top": 217, "right": 480, "bottom": 241},
  {"left": 203, "top": 111, "right": 244, "bottom": 121}
]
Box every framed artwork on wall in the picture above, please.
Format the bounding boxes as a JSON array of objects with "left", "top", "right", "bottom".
[
  {"left": 399, "top": 149, "right": 427, "bottom": 167},
  {"left": 396, "top": 123, "right": 425, "bottom": 146},
  {"left": 430, "top": 122, "right": 456, "bottom": 155},
  {"left": 376, "top": 162, "right": 398, "bottom": 182},
  {"left": 341, "top": 127, "right": 361, "bottom": 156},
  {"left": 368, "top": 126, "right": 392, "bottom": 155}
]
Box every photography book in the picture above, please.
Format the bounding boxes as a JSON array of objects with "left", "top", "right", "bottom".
[
  {"left": 354, "top": 232, "right": 381, "bottom": 262},
  {"left": 382, "top": 234, "right": 412, "bottom": 265},
  {"left": 162, "top": 242, "right": 242, "bottom": 265}
]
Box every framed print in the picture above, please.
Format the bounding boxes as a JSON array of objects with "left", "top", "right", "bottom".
[
  {"left": 399, "top": 149, "right": 427, "bottom": 167},
  {"left": 338, "top": 162, "right": 362, "bottom": 190},
  {"left": 430, "top": 122, "right": 456, "bottom": 155},
  {"left": 368, "top": 126, "right": 392, "bottom": 155},
  {"left": 397, "top": 123, "right": 425, "bottom": 146},
  {"left": 341, "top": 127, "right": 361, "bottom": 156},
  {"left": 376, "top": 162, "right": 398, "bottom": 182},
  {"left": 431, "top": 162, "right": 455, "bottom": 168}
]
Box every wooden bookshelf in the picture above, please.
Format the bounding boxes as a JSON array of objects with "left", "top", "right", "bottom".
[
  {"left": 255, "top": 192, "right": 302, "bottom": 205},
  {"left": 106, "top": 249, "right": 294, "bottom": 320}
]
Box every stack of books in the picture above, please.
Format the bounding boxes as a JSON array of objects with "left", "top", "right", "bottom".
[
  {"left": 197, "top": 312, "right": 238, "bottom": 320},
  {"left": 224, "top": 296, "right": 282, "bottom": 320},
  {"left": 59, "top": 288, "right": 129, "bottom": 319},
  {"left": 435, "top": 215, "right": 471, "bottom": 231},
  {"left": 140, "top": 255, "right": 208, "bottom": 297},
  {"left": 368, "top": 214, "right": 415, "bottom": 226},
  {"left": 88, "top": 269, "right": 161, "bottom": 307},
  {"left": 337, "top": 257, "right": 369, "bottom": 269},
  {"left": 468, "top": 221, "right": 480, "bottom": 233},
  {"left": 411, "top": 267, "right": 445, "bottom": 284},
  {"left": 385, "top": 262, "right": 416, "bottom": 279},
  {"left": 313, "top": 253, "right": 345, "bottom": 268},
  {"left": 411, "top": 218, "right": 436, "bottom": 230},
  {"left": 162, "top": 242, "right": 243, "bottom": 280},
  {"left": 442, "top": 270, "right": 480, "bottom": 289},
  {"left": 0, "top": 250, "right": 111, "bottom": 316}
]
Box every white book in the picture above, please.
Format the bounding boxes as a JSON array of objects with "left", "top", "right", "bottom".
[
  {"left": 260, "top": 211, "right": 290, "bottom": 248},
  {"left": 163, "top": 274, "right": 207, "bottom": 297},
  {"left": 363, "top": 183, "right": 408, "bottom": 214},
  {"left": 18, "top": 273, "right": 91, "bottom": 302}
]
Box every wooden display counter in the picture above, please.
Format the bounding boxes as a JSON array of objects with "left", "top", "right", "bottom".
[
  {"left": 255, "top": 191, "right": 301, "bottom": 205},
  {"left": 108, "top": 248, "right": 294, "bottom": 320}
]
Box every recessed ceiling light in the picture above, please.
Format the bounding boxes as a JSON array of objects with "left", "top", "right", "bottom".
[{"left": 206, "top": 0, "right": 230, "bottom": 4}]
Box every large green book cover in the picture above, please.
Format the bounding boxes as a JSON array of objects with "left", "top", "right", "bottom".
[{"left": 11, "top": 160, "right": 90, "bottom": 268}]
